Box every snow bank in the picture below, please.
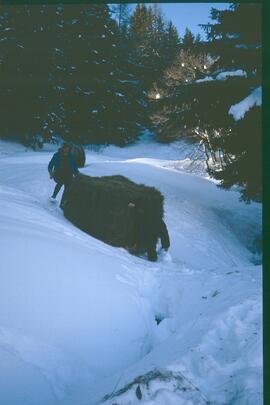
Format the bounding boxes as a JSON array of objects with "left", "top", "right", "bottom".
[{"left": 229, "top": 86, "right": 262, "bottom": 121}]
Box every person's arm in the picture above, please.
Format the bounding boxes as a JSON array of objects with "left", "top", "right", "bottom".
[
  {"left": 70, "top": 156, "right": 79, "bottom": 176},
  {"left": 48, "top": 153, "right": 57, "bottom": 177}
]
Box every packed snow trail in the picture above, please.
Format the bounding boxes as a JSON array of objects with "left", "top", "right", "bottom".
[{"left": 0, "top": 140, "right": 262, "bottom": 405}]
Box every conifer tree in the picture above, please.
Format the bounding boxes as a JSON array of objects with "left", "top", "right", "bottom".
[
  {"left": 164, "top": 21, "right": 181, "bottom": 62},
  {"left": 182, "top": 27, "right": 195, "bottom": 50},
  {"left": 129, "top": 3, "right": 150, "bottom": 46},
  {"left": 111, "top": 3, "right": 131, "bottom": 34},
  {"left": 0, "top": 5, "right": 57, "bottom": 147},
  {"left": 51, "top": 4, "right": 118, "bottom": 143},
  {"left": 149, "top": 47, "right": 210, "bottom": 141},
  {"left": 129, "top": 4, "right": 180, "bottom": 89},
  {"left": 200, "top": 3, "right": 262, "bottom": 201},
  {"left": 0, "top": 4, "right": 148, "bottom": 146},
  {"left": 150, "top": 3, "right": 262, "bottom": 201}
]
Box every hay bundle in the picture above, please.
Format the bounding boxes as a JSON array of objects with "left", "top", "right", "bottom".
[
  {"left": 70, "top": 144, "right": 86, "bottom": 168},
  {"left": 63, "top": 174, "right": 170, "bottom": 261}
]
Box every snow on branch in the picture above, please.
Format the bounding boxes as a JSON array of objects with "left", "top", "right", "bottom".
[
  {"left": 196, "top": 70, "right": 247, "bottom": 84},
  {"left": 229, "top": 86, "right": 262, "bottom": 121},
  {"left": 215, "top": 69, "right": 247, "bottom": 80},
  {"left": 196, "top": 76, "right": 214, "bottom": 83}
]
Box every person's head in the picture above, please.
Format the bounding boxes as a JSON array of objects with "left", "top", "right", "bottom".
[{"left": 61, "top": 143, "right": 70, "bottom": 155}]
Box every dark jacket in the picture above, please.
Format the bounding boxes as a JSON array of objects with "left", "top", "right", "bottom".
[{"left": 48, "top": 150, "right": 79, "bottom": 182}]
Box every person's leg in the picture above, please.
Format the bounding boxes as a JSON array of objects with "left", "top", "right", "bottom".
[
  {"left": 159, "top": 219, "right": 170, "bottom": 250},
  {"left": 60, "top": 178, "right": 72, "bottom": 209},
  {"left": 147, "top": 243, "right": 157, "bottom": 261},
  {"left": 51, "top": 183, "right": 62, "bottom": 199}
]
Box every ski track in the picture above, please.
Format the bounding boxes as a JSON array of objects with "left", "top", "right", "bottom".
[{"left": 0, "top": 145, "right": 262, "bottom": 405}]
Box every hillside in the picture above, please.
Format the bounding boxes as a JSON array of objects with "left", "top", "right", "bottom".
[{"left": 0, "top": 139, "right": 262, "bottom": 405}]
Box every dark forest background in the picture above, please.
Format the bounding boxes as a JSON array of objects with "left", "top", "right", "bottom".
[{"left": 0, "top": 3, "right": 261, "bottom": 201}]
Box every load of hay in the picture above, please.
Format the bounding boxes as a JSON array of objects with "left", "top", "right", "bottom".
[
  {"left": 63, "top": 174, "right": 170, "bottom": 261},
  {"left": 70, "top": 144, "right": 86, "bottom": 168}
]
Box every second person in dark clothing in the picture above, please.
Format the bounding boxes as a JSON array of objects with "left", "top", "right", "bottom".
[{"left": 48, "top": 143, "right": 79, "bottom": 208}]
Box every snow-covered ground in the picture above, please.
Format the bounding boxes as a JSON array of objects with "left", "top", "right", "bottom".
[{"left": 0, "top": 139, "right": 262, "bottom": 405}]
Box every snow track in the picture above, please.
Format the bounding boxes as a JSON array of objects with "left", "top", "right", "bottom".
[{"left": 0, "top": 141, "right": 262, "bottom": 404}]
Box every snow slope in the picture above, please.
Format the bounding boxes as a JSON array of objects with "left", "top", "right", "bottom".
[{"left": 0, "top": 139, "right": 262, "bottom": 405}]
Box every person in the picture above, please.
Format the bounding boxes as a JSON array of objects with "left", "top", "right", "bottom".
[
  {"left": 126, "top": 198, "right": 170, "bottom": 261},
  {"left": 48, "top": 143, "right": 79, "bottom": 208}
]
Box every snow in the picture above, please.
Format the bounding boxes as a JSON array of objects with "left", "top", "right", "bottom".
[
  {"left": 119, "top": 79, "right": 139, "bottom": 84},
  {"left": 226, "top": 33, "right": 240, "bottom": 39},
  {"left": 229, "top": 86, "right": 262, "bottom": 121},
  {"left": 235, "top": 44, "right": 261, "bottom": 49},
  {"left": 196, "top": 70, "right": 247, "bottom": 84},
  {"left": 55, "top": 86, "right": 65, "bottom": 92},
  {"left": 87, "top": 135, "right": 206, "bottom": 176},
  {"left": 0, "top": 138, "right": 262, "bottom": 405},
  {"left": 196, "top": 76, "right": 214, "bottom": 83},
  {"left": 216, "top": 69, "right": 247, "bottom": 80},
  {"left": 101, "top": 369, "right": 208, "bottom": 404}
]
